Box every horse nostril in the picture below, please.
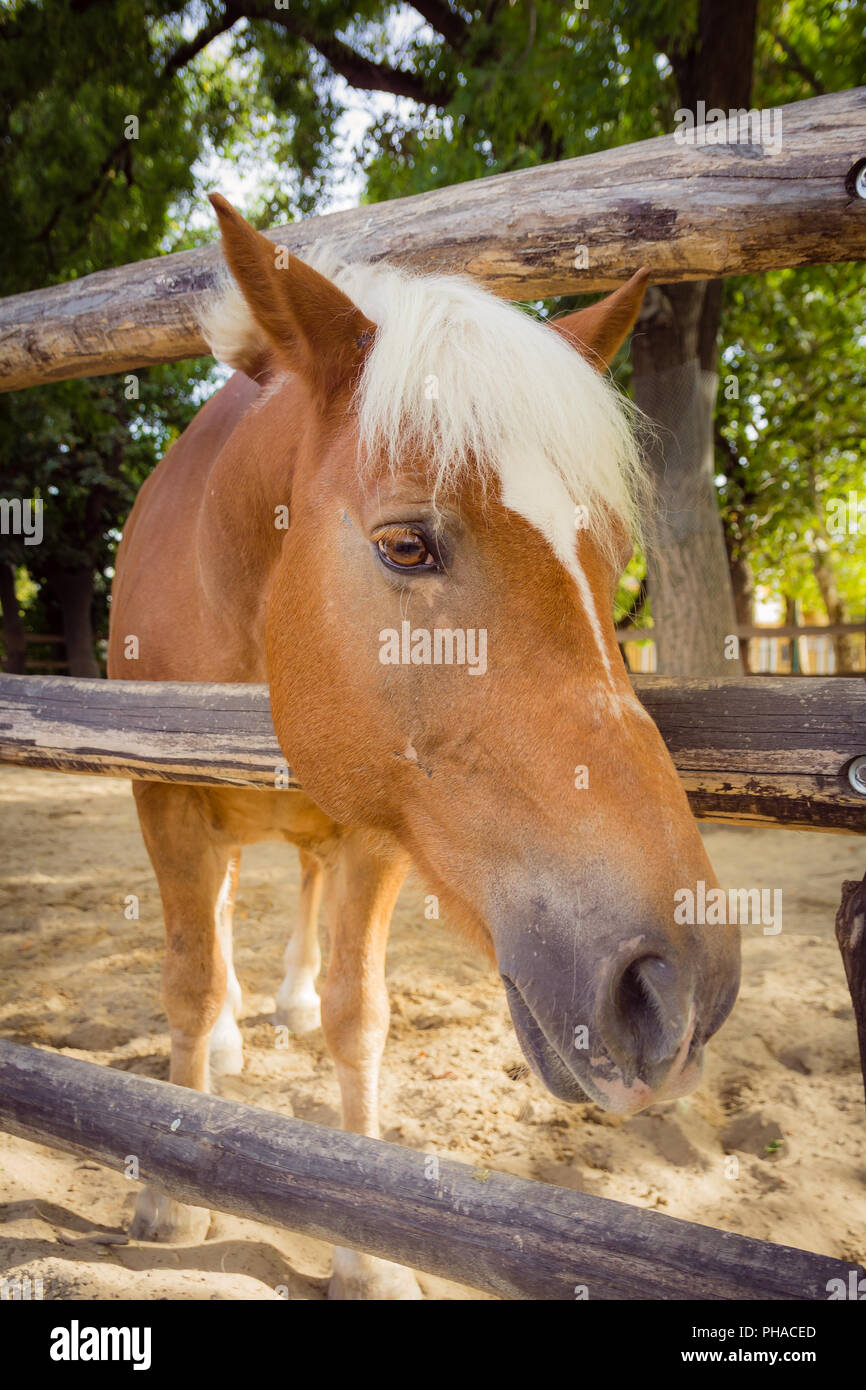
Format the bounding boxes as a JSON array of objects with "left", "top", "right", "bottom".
[{"left": 609, "top": 954, "right": 690, "bottom": 1068}]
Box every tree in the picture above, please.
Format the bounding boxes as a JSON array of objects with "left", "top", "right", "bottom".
[
  {"left": 0, "top": 364, "right": 212, "bottom": 673},
  {"left": 0, "top": 0, "right": 241, "bottom": 670},
  {"left": 617, "top": 1, "right": 755, "bottom": 674}
]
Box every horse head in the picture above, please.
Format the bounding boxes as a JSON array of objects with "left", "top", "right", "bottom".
[{"left": 206, "top": 195, "right": 740, "bottom": 1115}]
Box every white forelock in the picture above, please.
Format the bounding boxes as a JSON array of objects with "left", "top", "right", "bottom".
[{"left": 200, "top": 248, "right": 648, "bottom": 574}]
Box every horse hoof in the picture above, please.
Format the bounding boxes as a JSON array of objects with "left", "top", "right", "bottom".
[
  {"left": 274, "top": 994, "right": 322, "bottom": 1035},
  {"left": 130, "top": 1187, "right": 211, "bottom": 1243},
  {"left": 209, "top": 1040, "right": 244, "bottom": 1076},
  {"left": 328, "top": 1249, "right": 423, "bottom": 1301},
  {"left": 209, "top": 1015, "right": 244, "bottom": 1075}
]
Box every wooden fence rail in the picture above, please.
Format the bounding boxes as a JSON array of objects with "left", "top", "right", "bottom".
[
  {"left": 1, "top": 673, "right": 864, "bottom": 833},
  {"left": 0, "top": 1039, "right": 860, "bottom": 1301},
  {"left": 0, "top": 88, "right": 863, "bottom": 391}
]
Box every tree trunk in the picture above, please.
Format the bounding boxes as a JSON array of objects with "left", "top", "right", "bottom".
[
  {"left": 630, "top": 0, "right": 758, "bottom": 676},
  {"left": 0, "top": 561, "right": 26, "bottom": 674},
  {"left": 632, "top": 281, "right": 741, "bottom": 674},
  {"left": 51, "top": 565, "right": 99, "bottom": 677}
]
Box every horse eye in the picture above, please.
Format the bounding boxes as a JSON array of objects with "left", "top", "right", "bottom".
[{"left": 373, "top": 526, "right": 437, "bottom": 571}]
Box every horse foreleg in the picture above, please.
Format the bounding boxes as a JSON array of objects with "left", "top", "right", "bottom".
[
  {"left": 320, "top": 832, "right": 421, "bottom": 1300},
  {"left": 129, "top": 783, "right": 237, "bottom": 1242},
  {"left": 275, "top": 848, "right": 323, "bottom": 1033}
]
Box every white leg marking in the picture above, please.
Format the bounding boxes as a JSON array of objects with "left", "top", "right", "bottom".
[
  {"left": 330, "top": 1247, "right": 423, "bottom": 1301},
  {"left": 209, "top": 855, "right": 244, "bottom": 1076},
  {"left": 275, "top": 852, "right": 323, "bottom": 1034}
]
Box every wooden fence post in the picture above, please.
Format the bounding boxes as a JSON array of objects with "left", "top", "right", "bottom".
[{"left": 836, "top": 868, "right": 866, "bottom": 1110}]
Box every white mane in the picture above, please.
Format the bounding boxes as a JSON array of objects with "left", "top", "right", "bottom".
[{"left": 201, "top": 249, "right": 648, "bottom": 575}]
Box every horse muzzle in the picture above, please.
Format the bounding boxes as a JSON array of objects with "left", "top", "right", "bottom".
[{"left": 497, "top": 923, "right": 739, "bottom": 1115}]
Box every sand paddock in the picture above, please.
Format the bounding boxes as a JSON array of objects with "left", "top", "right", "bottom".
[{"left": 0, "top": 765, "right": 864, "bottom": 1300}]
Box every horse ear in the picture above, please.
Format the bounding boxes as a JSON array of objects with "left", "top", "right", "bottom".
[
  {"left": 552, "top": 269, "right": 650, "bottom": 371},
  {"left": 208, "top": 193, "right": 376, "bottom": 393}
]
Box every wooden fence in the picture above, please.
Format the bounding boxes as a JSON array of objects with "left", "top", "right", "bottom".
[
  {"left": 619, "top": 622, "right": 866, "bottom": 676},
  {"left": 1, "top": 1038, "right": 861, "bottom": 1301},
  {"left": 0, "top": 87, "right": 863, "bottom": 391},
  {"left": 1, "top": 672, "right": 865, "bottom": 833}
]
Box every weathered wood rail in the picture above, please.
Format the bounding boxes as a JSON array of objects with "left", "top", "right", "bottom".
[
  {"left": 0, "top": 87, "right": 863, "bottom": 391},
  {"left": 0, "top": 673, "right": 864, "bottom": 833},
  {"left": 0, "top": 1039, "right": 859, "bottom": 1301}
]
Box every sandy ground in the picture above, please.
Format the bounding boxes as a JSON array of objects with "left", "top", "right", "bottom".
[{"left": 0, "top": 764, "right": 864, "bottom": 1300}]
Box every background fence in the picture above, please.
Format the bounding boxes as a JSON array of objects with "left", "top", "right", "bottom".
[{"left": 620, "top": 622, "right": 866, "bottom": 675}]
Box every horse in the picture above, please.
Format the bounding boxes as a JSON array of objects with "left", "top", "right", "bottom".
[{"left": 107, "top": 194, "right": 741, "bottom": 1299}]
